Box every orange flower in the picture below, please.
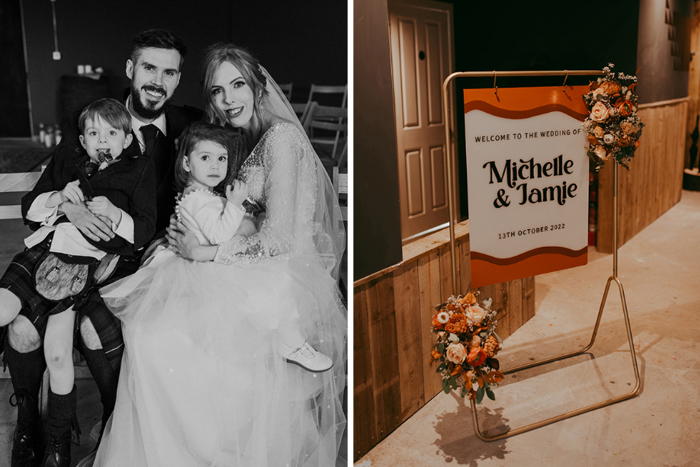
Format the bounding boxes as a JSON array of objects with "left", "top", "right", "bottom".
[
  {"left": 451, "top": 365, "right": 464, "bottom": 376},
  {"left": 445, "top": 314, "right": 469, "bottom": 334},
  {"left": 431, "top": 349, "right": 442, "bottom": 361},
  {"left": 432, "top": 313, "right": 444, "bottom": 330},
  {"left": 600, "top": 80, "right": 621, "bottom": 94},
  {"left": 587, "top": 134, "right": 598, "bottom": 146},
  {"left": 485, "top": 370, "right": 505, "bottom": 384},
  {"left": 620, "top": 122, "right": 636, "bottom": 135},
  {"left": 635, "top": 140, "right": 640, "bottom": 149},
  {"left": 484, "top": 336, "right": 500, "bottom": 357},
  {"left": 459, "top": 293, "right": 477, "bottom": 306},
  {"left": 614, "top": 99, "right": 634, "bottom": 117},
  {"left": 619, "top": 135, "right": 632, "bottom": 147},
  {"left": 467, "top": 347, "right": 487, "bottom": 366}
]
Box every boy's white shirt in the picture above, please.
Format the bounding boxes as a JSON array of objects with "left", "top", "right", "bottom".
[{"left": 24, "top": 190, "right": 135, "bottom": 259}]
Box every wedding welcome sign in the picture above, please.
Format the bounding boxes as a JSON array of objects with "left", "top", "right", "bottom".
[{"left": 464, "top": 85, "right": 590, "bottom": 288}]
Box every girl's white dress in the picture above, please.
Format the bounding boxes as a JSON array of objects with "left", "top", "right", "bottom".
[{"left": 94, "top": 122, "right": 347, "bottom": 467}]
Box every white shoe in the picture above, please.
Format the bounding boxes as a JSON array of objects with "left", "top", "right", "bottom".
[{"left": 280, "top": 341, "right": 333, "bottom": 373}]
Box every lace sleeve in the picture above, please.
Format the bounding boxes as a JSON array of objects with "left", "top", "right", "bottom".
[{"left": 214, "top": 126, "right": 300, "bottom": 265}]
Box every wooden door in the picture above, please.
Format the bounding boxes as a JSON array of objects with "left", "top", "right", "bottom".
[{"left": 389, "top": 0, "right": 454, "bottom": 240}]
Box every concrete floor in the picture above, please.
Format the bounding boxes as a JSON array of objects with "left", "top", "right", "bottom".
[{"left": 356, "top": 190, "right": 700, "bottom": 467}]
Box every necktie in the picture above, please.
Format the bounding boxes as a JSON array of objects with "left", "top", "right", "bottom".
[
  {"left": 85, "top": 160, "right": 99, "bottom": 177},
  {"left": 141, "top": 124, "right": 159, "bottom": 156},
  {"left": 84, "top": 151, "right": 114, "bottom": 177}
]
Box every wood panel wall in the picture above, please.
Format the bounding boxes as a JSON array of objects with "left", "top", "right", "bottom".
[
  {"left": 596, "top": 99, "right": 687, "bottom": 252},
  {"left": 353, "top": 224, "right": 535, "bottom": 460}
]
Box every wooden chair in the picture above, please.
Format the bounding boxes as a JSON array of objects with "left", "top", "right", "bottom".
[
  {"left": 332, "top": 166, "right": 348, "bottom": 222},
  {"left": 332, "top": 166, "right": 348, "bottom": 301},
  {"left": 292, "top": 102, "right": 315, "bottom": 134},
  {"left": 305, "top": 103, "right": 348, "bottom": 164},
  {"left": 336, "top": 140, "right": 348, "bottom": 173},
  {"left": 306, "top": 84, "right": 347, "bottom": 109},
  {"left": 278, "top": 82, "right": 293, "bottom": 101}
]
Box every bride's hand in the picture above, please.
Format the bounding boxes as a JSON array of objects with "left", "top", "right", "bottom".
[{"left": 166, "top": 215, "right": 217, "bottom": 262}]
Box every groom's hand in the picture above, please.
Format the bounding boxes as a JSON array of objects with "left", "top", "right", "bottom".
[
  {"left": 60, "top": 201, "right": 114, "bottom": 242},
  {"left": 166, "top": 214, "right": 200, "bottom": 260}
]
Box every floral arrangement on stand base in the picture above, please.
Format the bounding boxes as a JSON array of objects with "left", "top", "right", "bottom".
[
  {"left": 583, "top": 63, "right": 645, "bottom": 172},
  {"left": 430, "top": 292, "right": 504, "bottom": 403}
]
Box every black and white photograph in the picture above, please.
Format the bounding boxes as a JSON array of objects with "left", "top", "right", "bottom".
[{"left": 0, "top": 1, "right": 347, "bottom": 466}]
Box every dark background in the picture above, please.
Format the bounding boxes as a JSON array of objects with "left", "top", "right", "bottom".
[{"left": 5, "top": 0, "right": 347, "bottom": 137}]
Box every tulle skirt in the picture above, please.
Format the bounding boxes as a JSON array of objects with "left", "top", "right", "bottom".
[{"left": 93, "top": 249, "right": 347, "bottom": 467}]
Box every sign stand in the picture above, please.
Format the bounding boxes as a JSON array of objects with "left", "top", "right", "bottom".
[{"left": 441, "top": 70, "right": 642, "bottom": 441}]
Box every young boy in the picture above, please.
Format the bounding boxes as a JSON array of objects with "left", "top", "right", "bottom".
[{"left": 0, "top": 98, "right": 156, "bottom": 466}]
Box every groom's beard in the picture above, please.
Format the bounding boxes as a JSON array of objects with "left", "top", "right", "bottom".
[{"left": 131, "top": 84, "right": 170, "bottom": 120}]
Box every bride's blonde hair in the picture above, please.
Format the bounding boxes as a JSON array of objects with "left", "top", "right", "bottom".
[{"left": 201, "top": 43, "right": 269, "bottom": 129}]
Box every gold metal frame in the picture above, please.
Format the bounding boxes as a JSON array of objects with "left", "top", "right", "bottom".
[{"left": 441, "top": 70, "right": 642, "bottom": 441}]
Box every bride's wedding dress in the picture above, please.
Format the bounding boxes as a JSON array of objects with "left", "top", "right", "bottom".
[{"left": 93, "top": 121, "right": 346, "bottom": 467}]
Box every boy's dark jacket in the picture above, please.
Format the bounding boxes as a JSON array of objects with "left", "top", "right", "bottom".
[{"left": 21, "top": 140, "right": 157, "bottom": 257}]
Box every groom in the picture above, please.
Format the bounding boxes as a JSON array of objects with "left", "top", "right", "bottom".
[{"left": 5, "top": 29, "right": 202, "bottom": 467}]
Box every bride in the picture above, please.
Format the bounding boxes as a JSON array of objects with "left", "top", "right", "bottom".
[{"left": 91, "top": 43, "right": 347, "bottom": 466}]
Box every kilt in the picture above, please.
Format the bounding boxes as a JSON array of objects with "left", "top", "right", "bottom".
[
  {"left": 75, "top": 252, "right": 142, "bottom": 369},
  {"left": 1, "top": 241, "right": 143, "bottom": 370},
  {"left": 0, "top": 243, "right": 76, "bottom": 337}
]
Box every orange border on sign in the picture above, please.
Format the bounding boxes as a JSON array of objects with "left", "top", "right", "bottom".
[
  {"left": 471, "top": 250, "right": 588, "bottom": 289},
  {"left": 463, "top": 85, "right": 590, "bottom": 118}
]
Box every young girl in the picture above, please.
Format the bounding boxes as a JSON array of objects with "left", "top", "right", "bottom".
[
  {"left": 100, "top": 122, "right": 254, "bottom": 294},
  {"left": 105, "top": 121, "right": 332, "bottom": 373}
]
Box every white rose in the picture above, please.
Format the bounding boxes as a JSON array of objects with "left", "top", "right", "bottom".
[
  {"left": 448, "top": 333, "right": 459, "bottom": 343},
  {"left": 590, "top": 102, "right": 610, "bottom": 122},
  {"left": 466, "top": 305, "right": 486, "bottom": 325},
  {"left": 594, "top": 146, "right": 609, "bottom": 160},
  {"left": 603, "top": 134, "right": 615, "bottom": 144},
  {"left": 445, "top": 343, "right": 467, "bottom": 365}
]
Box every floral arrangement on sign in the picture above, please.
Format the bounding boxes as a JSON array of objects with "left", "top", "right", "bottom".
[
  {"left": 583, "top": 63, "right": 645, "bottom": 171},
  {"left": 430, "top": 292, "right": 504, "bottom": 403}
]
